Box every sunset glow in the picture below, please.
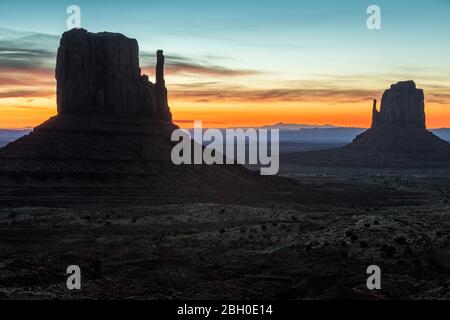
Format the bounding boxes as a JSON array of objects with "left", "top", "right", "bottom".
[{"left": 1, "top": 0, "right": 450, "bottom": 129}]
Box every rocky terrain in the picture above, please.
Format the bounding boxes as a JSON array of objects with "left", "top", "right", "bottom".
[
  {"left": 283, "top": 81, "right": 450, "bottom": 168},
  {"left": 0, "top": 170, "right": 449, "bottom": 300}
]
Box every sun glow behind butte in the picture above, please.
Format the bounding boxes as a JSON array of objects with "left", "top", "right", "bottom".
[{"left": 1, "top": 0, "right": 450, "bottom": 129}]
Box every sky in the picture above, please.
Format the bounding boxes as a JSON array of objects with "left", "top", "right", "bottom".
[{"left": 1, "top": 0, "right": 450, "bottom": 128}]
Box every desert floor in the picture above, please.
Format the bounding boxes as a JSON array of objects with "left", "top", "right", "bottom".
[{"left": 1, "top": 167, "right": 450, "bottom": 299}]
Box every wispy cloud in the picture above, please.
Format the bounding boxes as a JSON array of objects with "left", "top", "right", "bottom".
[
  {"left": 0, "top": 89, "right": 54, "bottom": 99},
  {"left": 141, "top": 52, "right": 258, "bottom": 77},
  {"left": 0, "top": 47, "right": 55, "bottom": 69},
  {"left": 173, "top": 119, "right": 228, "bottom": 125},
  {"left": 0, "top": 28, "right": 58, "bottom": 69},
  {"left": 0, "top": 66, "right": 55, "bottom": 99},
  {"left": 0, "top": 67, "right": 55, "bottom": 86},
  {"left": 1, "top": 27, "right": 450, "bottom": 111},
  {"left": 170, "top": 81, "right": 377, "bottom": 104},
  {"left": 427, "top": 93, "right": 450, "bottom": 104},
  {"left": 170, "top": 83, "right": 450, "bottom": 105},
  {"left": 0, "top": 29, "right": 57, "bottom": 99}
]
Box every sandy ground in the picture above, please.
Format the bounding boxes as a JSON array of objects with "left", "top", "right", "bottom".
[{"left": 1, "top": 169, "right": 450, "bottom": 299}]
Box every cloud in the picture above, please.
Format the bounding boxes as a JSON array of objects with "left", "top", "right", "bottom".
[
  {"left": 0, "top": 89, "right": 53, "bottom": 99},
  {"left": 0, "top": 28, "right": 59, "bottom": 70},
  {"left": 141, "top": 52, "right": 258, "bottom": 77},
  {"left": 0, "top": 66, "right": 55, "bottom": 99},
  {"left": 0, "top": 29, "right": 57, "bottom": 99},
  {"left": 173, "top": 119, "right": 229, "bottom": 127},
  {"left": 171, "top": 82, "right": 450, "bottom": 105},
  {"left": 1, "top": 28, "right": 449, "bottom": 109},
  {"left": 0, "top": 47, "right": 55, "bottom": 69},
  {"left": 1, "top": 28, "right": 257, "bottom": 77},
  {"left": 427, "top": 93, "right": 450, "bottom": 104},
  {"left": 167, "top": 71, "right": 450, "bottom": 105},
  {"left": 0, "top": 67, "right": 55, "bottom": 87},
  {"left": 170, "top": 82, "right": 378, "bottom": 104},
  {"left": 0, "top": 105, "right": 50, "bottom": 110}
]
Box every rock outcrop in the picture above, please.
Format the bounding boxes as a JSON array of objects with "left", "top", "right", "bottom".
[
  {"left": 283, "top": 81, "right": 450, "bottom": 168},
  {"left": 56, "top": 29, "right": 171, "bottom": 121},
  {"left": 0, "top": 29, "right": 304, "bottom": 207},
  {"left": 351, "top": 80, "right": 444, "bottom": 154},
  {"left": 372, "top": 81, "right": 425, "bottom": 129}
]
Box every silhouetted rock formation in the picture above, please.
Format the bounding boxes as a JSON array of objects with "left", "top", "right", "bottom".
[
  {"left": 56, "top": 29, "right": 171, "bottom": 121},
  {"left": 0, "top": 29, "right": 304, "bottom": 207},
  {"left": 283, "top": 81, "right": 450, "bottom": 168},
  {"left": 371, "top": 99, "right": 378, "bottom": 128},
  {"left": 0, "top": 30, "right": 178, "bottom": 190},
  {"left": 350, "top": 81, "right": 447, "bottom": 154},
  {"left": 372, "top": 81, "right": 425, "bottom": 129}
]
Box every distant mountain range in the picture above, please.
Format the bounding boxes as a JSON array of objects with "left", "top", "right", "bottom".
[
  {"left": 257, "top": 123, "right": 450, "bottom": 144},
  {"left": 0, "top": 129, "right": 32, "bottom": 147},
  {"left": 2, "top": 125, "right": 450, "bottom": 149},
  {"left": 259, "top": 122, "right": 338, "bottom": 130},
  {"left": 433, "top": 128, "right": 450, "bottom": 141}
]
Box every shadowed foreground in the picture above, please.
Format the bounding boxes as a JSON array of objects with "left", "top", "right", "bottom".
[{"left": 1, "top": 173, "right": 450, "bottom": 300}]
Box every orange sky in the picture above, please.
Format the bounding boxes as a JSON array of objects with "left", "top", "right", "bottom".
[
  {"left": 1, "top": 92, "right": 450, "bottom": 129},
  {"left": 2, "top": 2, "right": 450, "bottom": 130},
  {"left": 1, "top": 60, "right": 450, "bottom": 129}
]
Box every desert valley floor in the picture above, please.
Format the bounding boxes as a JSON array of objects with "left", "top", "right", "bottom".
[{"left": 1, "top": 166, "right": 450, "bottom": 300}]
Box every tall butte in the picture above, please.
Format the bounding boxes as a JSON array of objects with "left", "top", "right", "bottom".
[
  {"left": 0, "top": 29, "right": 178, "bottom": 187},
  {"left": 0, "top": 29, "right": 300, "bottom": 206},
  {"left": 284, "top": 80, "right": 450, "bottom": 168},
  {"left": 56, "top": 29, "right": 172, "bottom": 120}
]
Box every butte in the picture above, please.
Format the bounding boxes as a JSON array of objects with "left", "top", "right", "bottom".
[{"left": 283, "top": 81, "right": 450, "bottom": 168}]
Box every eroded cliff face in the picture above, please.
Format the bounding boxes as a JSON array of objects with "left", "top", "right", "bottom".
[
  {"left": 0, "top": 28, "right": 281, "bottom": 198},
  {"left": 350, "top": 80, "right": 449, "bottom": 156},
  {"left": 282, "top": 80, "right": 450, "bottom": 168},
  {"left": 372, "top": 81, "right": 425, "bottom": 129},
  {"left": 56, "top": 29, "right": 171, "bottom": 121}
]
